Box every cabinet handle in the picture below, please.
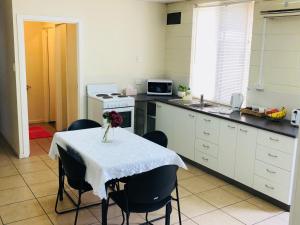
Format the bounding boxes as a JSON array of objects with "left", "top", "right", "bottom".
[
  {"left": 266, "top": 168, "right": 276, "bottom": 174},
  {"left": 265, "top": 184, "right": 275, "bottom": 190},
  {"left": 240, "top": 128, "right": 248, "bottom": 133},
  {"left": 203, "top": 118, "right": 211, "bottom": 122},
  {"left": 227, "top": 125, "right": 236, "bottom": 129},
  {"left": 189, "top": 114, "right": 195, "bottom": 118},
  {"left": 268, "top": 153, "right": 278, "bottom": 158},
  {"left": 269, "top": 137, "right": 279, "bottom": 142},
  {"left": 202, "top": 157, "right": 209, "bottom": 162},
  {"left": 203, "top": 131, "right": 210, "bottom": 136},
  {"left": 202, "top": 144, "right": 210, "bottom": 149}
]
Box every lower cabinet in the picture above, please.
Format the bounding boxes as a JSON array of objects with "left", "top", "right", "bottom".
[
  {"left": 234, "top": 125, "right": 258, "bottom": 187},
  {"left": 155, "top": 102, "right": 297, "bottom": 205}
]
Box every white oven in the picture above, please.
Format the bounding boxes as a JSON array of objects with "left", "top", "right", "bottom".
[{"left": 102, "top": 107, "right": 134, "bottom": 132}]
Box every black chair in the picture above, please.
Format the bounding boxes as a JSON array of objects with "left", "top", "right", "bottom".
[
  {"left": 55, "top": 145, "right": 97, "bottom": 225},
  {"left": 142, "top": 130, "right": 168, "bottom": 148},
  {"left": 107, "top": 165, "right": 181, "bottom": 225},
  {"left": 67, "top": 119, "right": 101, "bottom": 131}
]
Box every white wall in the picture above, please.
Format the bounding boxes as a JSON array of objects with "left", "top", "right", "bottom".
[
  {"left": 9, "top": 0, "right": 167, "bottom": 154},
  {"left": 0, "top": 0, "right": 20, "bottom": 153}
]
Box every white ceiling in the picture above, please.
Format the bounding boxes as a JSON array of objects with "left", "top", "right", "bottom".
[{"left": 145, "top": 0, "right": 185, "bottom": 3}]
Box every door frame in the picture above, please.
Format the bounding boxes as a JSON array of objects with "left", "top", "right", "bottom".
[{"left": 16, "top": 15, "right": 82, "bottom": 158}]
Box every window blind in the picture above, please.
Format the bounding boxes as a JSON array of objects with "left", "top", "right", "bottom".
[{"left": 191, "top": 1, "right": 254, "bottom": 105}]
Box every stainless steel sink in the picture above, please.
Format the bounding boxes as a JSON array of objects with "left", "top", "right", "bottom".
[
  {"left": 168, "top": 99, "right": 214, "bottom": 108},
  {"left": 189, "top": 103, "right": 213, "bottom": 108}
]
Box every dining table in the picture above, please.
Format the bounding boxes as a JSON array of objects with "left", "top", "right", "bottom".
[{"left": 49, "top": 127, "right": 186, "bottom": 225}]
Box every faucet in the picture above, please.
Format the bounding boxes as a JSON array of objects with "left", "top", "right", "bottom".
[{"left": 200, "top": 94, "right": 204, "bottom": 107}]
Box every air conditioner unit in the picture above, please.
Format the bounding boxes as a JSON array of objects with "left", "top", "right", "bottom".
[{"left": 260, "top": 0, "right": 300, "bottom": 17}]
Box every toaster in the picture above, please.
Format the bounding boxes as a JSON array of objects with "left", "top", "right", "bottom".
[{"left": 291, "top": 109, "right": 300, "bottom": 126}]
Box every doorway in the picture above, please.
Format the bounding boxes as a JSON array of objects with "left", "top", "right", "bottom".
[{"left": 23, "top": 21, "right": 79, "bottom": 156}]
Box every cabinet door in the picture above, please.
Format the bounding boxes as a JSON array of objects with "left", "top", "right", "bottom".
[
  {"left": 235, "top": 125, "right": 258, "bottom": 187},
  {"left": 155, "top": 103, "right": 175, "bottom": 148},
  {"left": 172, "top": 107, "right": 196, "bottom": 160},
  {"left": 218, "top": 120, "right": 238, "bottom": 178}
]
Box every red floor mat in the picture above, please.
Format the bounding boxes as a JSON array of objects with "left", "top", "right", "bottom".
[{"left": 29, "top": 126, "right": 53, "bottom": 140}]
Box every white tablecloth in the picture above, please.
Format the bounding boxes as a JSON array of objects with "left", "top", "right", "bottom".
[{"left": 49, "top": 127, "right": 186, "bottom": 199}]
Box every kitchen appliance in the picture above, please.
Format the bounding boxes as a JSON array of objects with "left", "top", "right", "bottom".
[
  {"left": 230, "top": 93, "right": 244, "bottom": 111},
  {"left": 291, "top": 109, "right": 300, "bottom": 126},
  {"left": 87, "top": 84, "right": 135, "bottom": 132},
  {"left": 147, "top": 79, "right": 173, "bottom": 96}
]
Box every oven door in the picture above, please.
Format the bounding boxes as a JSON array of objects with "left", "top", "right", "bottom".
[{"left": 103, "top": 107, "right": 134, "bottom": 132}]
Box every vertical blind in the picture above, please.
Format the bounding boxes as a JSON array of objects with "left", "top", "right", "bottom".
[{"left": 190, "top": 1, "right": 254, "bottom": 104}]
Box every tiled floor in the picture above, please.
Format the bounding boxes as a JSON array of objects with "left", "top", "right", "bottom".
[{"left": 0, "top": 134, "right": 290, "bottom": 225}]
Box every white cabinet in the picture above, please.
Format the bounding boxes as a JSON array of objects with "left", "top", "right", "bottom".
[
  {"left": 218, "top": 120, "right": 238, "bottom": 178},
  {"left": 172, "top": 107, "right": 196, "bottom": 160},
  {"left": 196, "top": 114, "right": 220, "bottom": 144},
  {"left": 234, "top": 125, "right": 258, "bottom": 187},
  {"left": 155, "top": 103, "right": 175, "bottom": 148}
]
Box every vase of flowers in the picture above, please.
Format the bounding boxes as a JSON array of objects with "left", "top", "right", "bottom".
[{"left": 102, "top": 111, "right": 123, "bottom": 143}]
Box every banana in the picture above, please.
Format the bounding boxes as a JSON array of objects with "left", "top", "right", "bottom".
[{"left": 269, "top": 107, "right": 287, "bottom": 119}]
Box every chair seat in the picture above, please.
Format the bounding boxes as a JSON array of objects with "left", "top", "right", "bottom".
[
  {"left": 110, "top": 190, "right": 172, "bottom": 213},
  {"left": 67, "top": 178, "right": 93, "bottom": 192}
]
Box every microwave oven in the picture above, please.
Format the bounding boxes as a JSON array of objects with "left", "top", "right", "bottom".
[{"left": 147, "top": 79, "right": 173, "bottom": 96}]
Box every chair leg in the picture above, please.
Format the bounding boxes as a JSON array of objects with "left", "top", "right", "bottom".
[
  {"left": 165, "top": 202, "right": 172, "bottom": 225},
  {"left": 175, "top": 185, "right": 182, "bottom": 225},
  {"left": 126, "top": 212, "right": 130, "bottom": 225},
  {"left": 121, "top": 210, "right": 125, "bottom": 225},
  {"left": 55, "top": 189, "right": 61, "bottom": 214},
  {"left": 74, "top": 191, "right": 82, "bottom": 225},
  {"left": 58, "top": 159, "right": 64, "bottom": 201}
]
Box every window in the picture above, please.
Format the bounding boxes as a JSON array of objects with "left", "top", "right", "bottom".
[{"left": 190, "top": 1, "right": 254, "bottom": 105}]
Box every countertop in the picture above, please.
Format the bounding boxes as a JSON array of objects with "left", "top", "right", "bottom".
[{"left": 132, "top": 94, "right": 299, "bottom": 138}]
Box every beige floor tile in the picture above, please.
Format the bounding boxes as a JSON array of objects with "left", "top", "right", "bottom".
[
  {"left": 29, "top": 180, "right": 59, "bottom": 198},
  {"left": 200, "top": 174, "right": 228, "bottom": 187},
  {"left": 256, "top": 212, "right": 289, "bottom": 225},
  {"left": 8, "top": 215, "right": 53, "bottom": 225},
  {"left": 107, "top": 214, "right": 145, "bottom": 225},
  {"left": 174, "top": 219, "right": 198, "bottom": 225},
  {"left": 0, "top": 164, "right": 18, "bottom": 178},
  {"left": 22, "top": 169, "right": 57, "bottom": 185},
  {"left": 30, "top": 140, "right": 47, "bottom": 156},
  {"left": 15, "top": 160, "right": 49, "bottom": 174},
  {"left": 173, "top": 195, "right": 216, "bottom": 218},
  {"left": 0, "top": 186, "right": 34, "bottom": 206},
  {"left": 177, "top": 168, "right": 195, "bottom": 180},
  {"left": 48, "top": 209, "right": 98, "bottom": 225},
  {"left": 221, "top": 185, "right": 253, "bottom": 200},
  {"left": 172, "top": 186, "right": 193, "bottom": 199},
  {"left": 185, "top": 163, "right": 206, "bottom": 176},
  {"left": 0, "top": 157, "right": 12, "bottom": 167},
  {"left": 222, "top": 201, "right": 281, "bottom": 225},
  {"left": 44, "top": 159, "right": 58, "bottom": 169},
  {"left": 0, "top": 199, "right": 44, "bottom": 224},
  {"left": 0, "top": 175, "right": 26, "bottom": 191},
  {"left": 36, "top": 138, "right": 52, "bottom": 152},
  {"left": 70, "top": 190, "right": 101, "bottom": 206},
  {"left": 246, "top": 197, "right": 284, "bottom": 214},
  {"left": 38, "top": 194, "right": 75, "bottom": 213},
  {"left": 192, "top": 209, "right": 244, "bottom": 225},
  {"left": 197, "top": 188, "right": 243, "bottom": 208},
  {"left": 179, "top": 176, "right": 217, "bottom": 194},
  {"left": 11, "top": 155, "right": 42, "bottom": 166},
  {"left": 89, "top": 204, "right": 122, "bottom": 220},
  {"left": 147, "top": 207, "right": 188, "bottom": 225},
  {"left": 40, "top": 154, "right": 52, "bottom": 161}
]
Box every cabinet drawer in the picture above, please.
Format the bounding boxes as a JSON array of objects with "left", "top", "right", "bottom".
[
  {"left": 254, "top": 160, "right": 291, "bottom": 184},
  {"left": 256, "top": 145, "right": 292, "bottom": 171},
  {"left": 196, "top": 114, "right": 220, "bottom": 144},
  {"left": 195, "top": 139, "right": 218, "bottom": 158},
  {"left": 257, "top": 130, "right": 295, "bottom": 154},
  {"left": 253, "top": 175, "right": 290, "bottom": 204},
  {"left": 195, "top": 151, "right": 218, "bottom": 171}
]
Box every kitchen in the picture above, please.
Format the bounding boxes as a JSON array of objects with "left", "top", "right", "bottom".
[{"left": 1, "top": 0, "right": 300, "bottom": 224}]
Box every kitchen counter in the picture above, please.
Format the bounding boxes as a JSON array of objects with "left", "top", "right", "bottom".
[
  {"left": 156, "top": 99, "right": 299, "bottom": 138},
  {"left": 133, "top": 94, "right": 178, "bottom": 102}
]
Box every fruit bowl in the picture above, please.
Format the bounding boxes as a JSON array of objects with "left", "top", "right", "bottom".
[{"left": 265, "top": 107, "right": 287, "bottom": 121}]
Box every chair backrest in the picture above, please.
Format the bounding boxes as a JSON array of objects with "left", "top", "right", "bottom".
[
  {"left": 68, "top": 119, "right": 101, "bottom": 131},
  {"left": 125, "top": 165, "right": 178, "bottom": 204},
  {"left": 57, "top": 144, "right": 86, "bottom": 189},
  {"left": 142, "top": 131, "right": 168, "bottom": 147}
]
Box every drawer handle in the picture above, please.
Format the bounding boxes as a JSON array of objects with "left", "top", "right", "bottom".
[
  {"left": 202, "top": 157, "right": 209, "bottom": 161},
  {"left": 265, "top": 184, "right": 275, "bottom": 190},
  {"left": 202, "top": 144, "right": 210, "bottom": 149},
  {"left": 189, "top": 114, "right": 195, "bottom": 118},
  {"left": 269, "top": 137, "right": 279, "bottom": 142},
  {"left": 266, "top": 169, "right": 276, "bottom": 174},
  {"left": 203, "top": 131, "right": 210, "bottom": 136},
  {"left": 227, "top": 125, "right": 236, "bottom": 129},
  {"left": 268, "top": 153, "right": 278, "bottom": 158},
  {"left": 204, "top": 118, "right": 211, "bottom": 122},
  {"left": 240, "top": 128, "right": 248, "bottom": 133}
]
